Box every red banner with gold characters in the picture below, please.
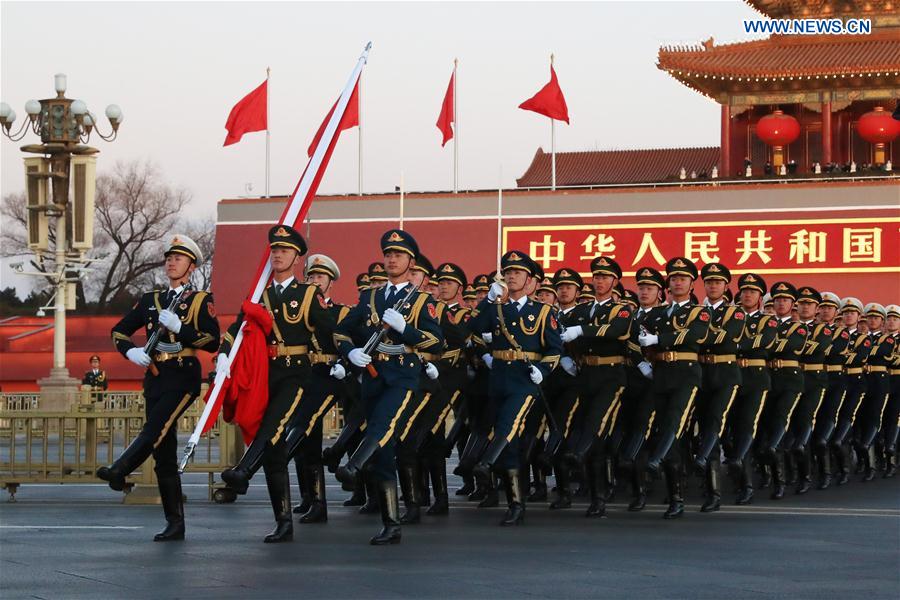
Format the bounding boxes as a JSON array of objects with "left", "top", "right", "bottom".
[{"left": 503, "top": 216, "right": 900, "bottom": 277}]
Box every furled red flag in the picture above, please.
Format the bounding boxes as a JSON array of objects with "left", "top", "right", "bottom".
[
  {"left": 436, "top": 72, "right": 455, "bottom": 146},
  {"left": 307, "top": 81, "right": 360, "bottom": 157},
  {"left": 223, "top": 80, "right": 268, "bottom": 146},
  {"left": 519, "top": 66, "right": 569, "bottom": 124}
]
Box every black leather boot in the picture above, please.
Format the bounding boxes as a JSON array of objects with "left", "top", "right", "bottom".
[
  {"left": 693, "top": 431, "right": 718, "bottom": 475},
  {"left": 97, "top": 435, "right": 154, "bottom": 492},
  {"left": 455, "top": 474, "right": 475, "bottom": 496},
  {"left": 861, "top": 445, "right": 877, "bottom": 482},
  {"left": 221, "top": 437, "right": 268, "bottom": 495},
  {"left": 500, "top": 469, "right": 525, "bottom": 526},
  {"left": 646, "top": 432, "right": 677, "bottom": 476},
  {"left": 550, "top": 457, "right": 572, "bottom": 509},
  {"left": 398, "top": 464, "right": 422, "bottom": 524},
  {"left": 298, "top": 464, "right": 328, "bottom": 523},
  {"left": 662, "top": 462, "right": 684, "bottom": 519},
  {"left": 419, "top": 460, "right": 432, "bottom": 508},
  {"left": 472, "top": 436, "right": 509, "bottom": 489},
  {"left": 884, "top": 453, "right": 897, "bottom": 479},
  {"left": 426, "top": 458, "right": 449, "bottom": 516},
  {"left": 585, "top": 459, "right": 607, "bottom": 518},
  {"left": 335, "top": 436, "right": 381, "bottom": 492},
  {"left": 816, "top": 445, "right": 832, "bottom": 490},
  {"left": 323, "top": 417, "right": 364, "bottom": 472},
  {"left": 153, "top": 475, "right": 185, "bottom": 542},
  {"left": 628, "top": 459, "right": 647, "bottom": 511},
  {"left": 478, "top": 475, "right": 500, "bottom": 508},
  {"left": 358, "top": 476, "right": 380, "bottom": 514},
  {"left": 263, "top": 467, "right": 293, "bottom": 543},
  {"left": 770, "top": 451, "right": 786, "bottom": 500},
  {"left": 343, "top": 481, "right": 367, "bottom": 506},
  {"left": 454, "top": 433, "right": 489, "bottom": 477},
  {"left": 735, "top": 457, "right": 754, "bottom": 505},
  {"left": 292, "top": 460, "right": 312, "bottom": 514},
  {"left": 700, "top": 457, "right": 721, "bottom": 513},
  {"left": 603, "top": 455, "right": 617, "bottom": 502},
  {"left": 794, "top": 447, "right": 812, "bottom": 494},
  {"left": 833, "top": 442, "right": 850, "bottom": 485},
  {"left": 370, "top": 479, "right": 402, "bottom": 545},
  {"left": 527, "top": 465, "right": 548, "bottom": 502}
]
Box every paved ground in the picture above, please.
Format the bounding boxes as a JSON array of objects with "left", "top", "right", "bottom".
[{"left": 1, "top": 468, "right": 898, "bottom": 600}]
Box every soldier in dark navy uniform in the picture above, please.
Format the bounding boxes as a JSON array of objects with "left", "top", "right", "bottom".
[
  {"left": 332, "top": 229, "right": 444, "bottom": 545},
  {"left": 856, "top": 302, "right": 894, "bottom": 481},
  {"left": 217, "top": 225, "right": 337, "bottom": 543},
  {"left": 638, "top": 257, "right": 711, "bottom": 519},
  {"left": 883, "top": 305, "right": 899, "bottom": 478},
  {"left": 100, "top": 235, "right": 219, "bottom": 541},
  {"left": 465, "top": 251, "right": 563, "bottom": 526}
]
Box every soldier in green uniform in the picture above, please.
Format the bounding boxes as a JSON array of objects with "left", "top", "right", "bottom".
[
  {"left": 82, "top": 355, "right": 109, "bottom": 401},
  {"left": 217, "top": 225, "right": 337, "bottom": 543},
  {"left": 810, "top": 292, "right": 846, "bottom": 489},
  {"left": 558, "top": 257, "right": 633, "bottom": 517},
  {"left": 856, "top": 303, "right": 894, "bottom": 480},
  {"left": 101, "top": 235, "right": 219, "bottom": 541},
  {"left": 694, "top": 263, "right": 745, "bottom": 513},
  {"left": 638, "top": 257, "right": 711, "bottom": 519},
  {"left": 883, "top": 304, "right": 899, "bottom": 478},
  {"left": 758, "top": 281, "right": 807, "bottom": 500},
  {"left": 790, "top": 287, "right": 834, "bottom": 494}
]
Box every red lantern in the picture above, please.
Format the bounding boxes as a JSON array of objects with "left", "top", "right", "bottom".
[
  {"left": 857, "top": 106, "right": 900, "bottom": 165},
  {"left": 756, "top": 110, "right": 801, "bottom": 167}
]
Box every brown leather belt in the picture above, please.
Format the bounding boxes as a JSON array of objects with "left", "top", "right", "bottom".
[
  {"left": 580, "top": 355, "right": 625, "bottom": 367},
  {"left": 865, "top": 365, "right": 888, "bottom": 373},
  {"left": 309, "top": 353, "right": 338, "bottom": 365},
  {"left": 738, "top": 359, "right": 768, "bottom": 368},
  {"left": 155, "top": 348, "right": 197, "bottom": 363},
  {"left": 768, "top": 359, "right": 800, "bottom": 369},
  {"left": 802, "top": 363, "right": 825, "bottom": 372},
  {"left": 655, "top": 351, "right": 698, "bottom": 363},
  {"left": 492, "top": 350, "right": 543, "bottom": 362},
  {"left": 700, "top": 354, "right": 737, "bottom": 364},
  {"left": 826, "top": 365, "right": 844, "bottom": 373},
  {"left": 845, "top": 367, "right": 864, "bottom": 375}
]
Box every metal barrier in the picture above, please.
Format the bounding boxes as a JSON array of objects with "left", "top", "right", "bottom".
[{"left": 0, "top": 386, "right": 342, "bottom": 504}]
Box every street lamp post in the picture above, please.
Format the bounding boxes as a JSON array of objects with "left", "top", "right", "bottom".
[{"left": 1, "top": 74, "right": 123, "bottom": 407}]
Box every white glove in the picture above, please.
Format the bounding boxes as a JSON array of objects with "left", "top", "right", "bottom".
[
  {"left": 158, "top": 309, "right": 182, "bottom": 334},
  {"left": 638, "top": 331, "right": 659, "bottom": 347},
  {"left": 529, "top": 365, "right": 544, "bottom": 385},
  {"left": 126, "top": 347, "right": 152, "bottom": 368},
  {"left": 487, "top": 281, "right": 505, "bottom": 302},
  {"left": 560, "top": 356, "right": 578, "bottom": 377},
  {"left": 467, "top": 365, "right": 477, "bottom": 380},
  {"left": 425, "top": 363, "right": 439, "bottom": 380},
  {"left": 482, "top": 353, "right": 493, "bottom": 369},
  {"left": 638, "top": 360, "right": 654, "bottom": 380},
  {"left": 216, "top": 353, "right": 231, "bottom": 378},
  {"left": 482, "top": 332, "right": 493, "bottom": 344},
  {"left": 561, "top": 325, "right": 583, "bottom": 343},
  {"left": 349, "top": 348, "right": 372, "bottom": 367},
  {"left": 382, "top": 308, "right": 406, "bottom": 334},
  {"left": 329, "top": 363, "right": 346, "bottom": 380}
]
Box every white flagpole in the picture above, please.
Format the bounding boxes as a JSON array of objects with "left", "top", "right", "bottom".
[
  {"left": 180, "top": 42, "right": 373, "bottom": 472},
  {"left": 399, "top": 170, "right": 405, "bottom": 230},
  {"left": 358, "top": 71, "right": 363, "bottom": 196},
  {"left": 453, "top": 58, "right": 458, "bottom": 194},
  {"left": 496, "top": 164, "right": 503, "bottom": 272},
  {"left": 266, "top": 67, "right": 271, "bottom": 197},
  {"left": 550, "top": 53, "right": 556, "bottom": 191}
]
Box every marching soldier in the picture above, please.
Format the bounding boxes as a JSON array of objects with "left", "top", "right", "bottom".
[
  {"left": 558, "top": 257, "right": 633, "bottom": 517},
  {"left": 100, "top": 235, "right": 219, "bottom": 541},
  {"left": 462, "top": 284, "right": 478, "bottom": 310},
  {"left": 811, "top": 292, "right": 846, "bottom": 489},
  {"left": 830, "top": 297, "right": 870, "bottom": 485},
  {"left": 333, "top": 229, "right": 444, "bottom": 545},
  {"left": 465, "top": 251, "right": 563, "bottom": 526},
  {"left": 287, "top": 253, "right": 349, "bottom": 524},
  {"left": 638, "top": 257, "right": 711, "bottom": 519},
  {"left": 473, "top": 274, "right": 490, "bottom": 304},
  {"left": 790, "top": 287, "right": 834, "bottom": 494},
  {"left": 82, "top": 355, "right": 109, "bottom": 400},
  {"left": 356, "top": 272, "right": 371, "bottom": 293},
  {"left": 615, "top": 266, "right": 664, "bottom": 511},
  {"left": 536, "top": 276, "right": 558, "bottom": 306},
  {"left": 694, "top": 263, "right": 745, "bottom": 513},
  {"left": 883, "top": 305, "right": 900, "bottom": 478},
  {"left": 855, "top": 303, "right": 894, "bottom": 481},
  {"left": 578, "top": 283, "right": 595, "bottom": 304},
  {"left": 758, "top": 282, "right": 807, "bottom": 500},
  {"left": 368, "top": 262, "right": 388, "bottom": 288},
  {"left": 217, "top": 225, "right": 337, "bottom": 543}
]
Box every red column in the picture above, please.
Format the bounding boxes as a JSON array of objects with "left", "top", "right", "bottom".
[
  {"left": 822, "top": 98, "right": 832, "bottom": 166},
  {"left": 720, "top": 103, "right": 731, "bottom": 177}
]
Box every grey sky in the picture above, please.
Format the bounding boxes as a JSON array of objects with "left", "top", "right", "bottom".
[{"left": 2, "top": 1, "right": 764, "bottom": 217}]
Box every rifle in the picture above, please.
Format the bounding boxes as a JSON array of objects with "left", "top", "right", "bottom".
[
  {"left": 144, "top": 283, "right": 194, "bottom": 376},
  {"left": 360, "top": 283, "right": 420, "bottom": 378}
]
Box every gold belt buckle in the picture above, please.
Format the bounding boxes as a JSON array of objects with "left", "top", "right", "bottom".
[
  {"left": 738, "top": 358, "right": 748, "bottom": 368},
  {"left": 158, "top": 351, "right": 170, "bottom": 362},
  {"left": 773, "top": 359, "right": 783, "bottom": 369},
  {"left": 663, "top": 351, "right": 676, "bottom": 362}
]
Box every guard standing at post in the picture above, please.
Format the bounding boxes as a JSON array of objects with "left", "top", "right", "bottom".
[
  {"left": 83, "top": 355, "right": 109, "bottom": 401},
  {"left": 101, "top": 235, "right": 219, "bottom": 541}
]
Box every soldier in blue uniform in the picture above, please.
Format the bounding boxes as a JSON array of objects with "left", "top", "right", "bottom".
[
  {"left": 883, "top": 305, "right": 900, "bottom": 478},
  {"left": 465, "top": 251, "right": 563, "bottom": 526},
  {"left": 332, "top": 229, "right": 444, "bottom": 545},
  {"left": 856, "top": 303, "right": 894, "bottom": 481},
  {"left": 638, "top": 257, "right": 711, "bottom": 519},
  {"left": 101, "top": 235, "right": 219, "bottom": 541}
]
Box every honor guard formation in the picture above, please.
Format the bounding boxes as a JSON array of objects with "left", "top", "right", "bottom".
[{"left": 100, "top": 228, "right": 900, "bottom": 545}]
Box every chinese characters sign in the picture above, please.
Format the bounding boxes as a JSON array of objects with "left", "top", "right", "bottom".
[{"left": 503, "top": 217, "right": 899, "bottom": 276}]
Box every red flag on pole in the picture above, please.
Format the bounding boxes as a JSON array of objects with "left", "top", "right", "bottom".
[
  {"left": 307, "top": 81, "right": 360, "bottom": 157},
  {"left": 436, "top": 72, "right": 455, "bottom": 147},
  {"left": 518, "top": 66, "right": 569, "bottom": 124},
  {"left": 223, "top": 80, "right": 268, "bottom": 146}
]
